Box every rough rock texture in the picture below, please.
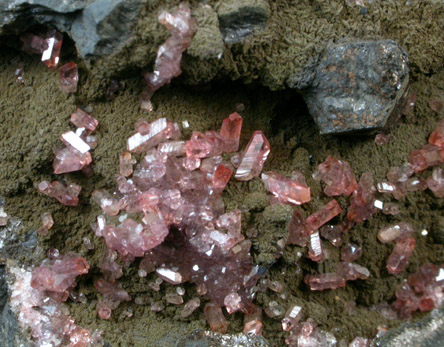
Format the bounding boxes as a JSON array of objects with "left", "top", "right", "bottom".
[
  {"left": 216, "top": 0, "right": 270, "bottom": 44},
  {"left": 303, "top": 39, "right": 409, "bottom": 134},
  {"left": 377, "top": 307, "right": 444, "bottom": 346},
  {"left": 70, "top": 0, "right": 144, "bottom": 57},
  {"left": 175, "top": 330, "right": 270, "bottom": 347}
]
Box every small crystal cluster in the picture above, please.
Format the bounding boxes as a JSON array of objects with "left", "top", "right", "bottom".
[
  {"left": 393, "top": 264, "right": 444, "bottom": 318},
  {"left": 10, "top": 257, "right": 99, "bottom": 346},
  {"left": 142, "top": 3, "right": 197, "bottom": 109},
  {"left": 93, "top": 113, "right": 268, "bottom": 323},
  {"left": 37, "top": 180, "right": 82, "bottom": 206}
]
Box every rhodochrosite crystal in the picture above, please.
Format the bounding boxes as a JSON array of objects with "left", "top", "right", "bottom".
[
  {"left": 70, "top": 109, "right": 98, "bottom": 132},
  {"left": 235, "top": 131, "right": 270, "bottom": 181},
  {"left": 304, "top": 273, "right": 346, "bottom": 291},
  {"left": 409, "top": 144, "right": 444, "bottom": 173},
  {"left": 93, "top": 115, "right": 263, "bottom": 320},
  {"left": 427, "top": 167, "right": 444, "bottom": 198},
  {"left": 306, "top": 199, "right": 342, "bottom": 231},
  {"left": 37, "top": 180, "right": 81, "bottom": 206},
  {"left": 386, "top": 235, "right": 416, "bottom": 275},
  {"left": 20, "top": 32, "right": 48, "bottom": 55},
  {"left": 261, "top": 171, "right": 310, "bottom": 205},
  {"left": 10, "top": 266, "right": 99, "bottom": 347},
  {"left": 204, "top": 303, "right": 228, "bottom": 333},
  {"left": 313, "top": 156, "right": 357, "bottom": 196},
  {"left": 31, "top": 252, "right": 89, "bottom": 302},
  {"left": 143, "top": 3, "right": 197, "bottom": 95},
  {"left": 347, "top": 172, "right": 377, "bottom": 223},
  {"left": 429, "top": 120, "right": 444, "bottom": 147},
  {"left": 41, "top": 29, "right": 63, "bottom": 69},
  {"left": 59, "top": 62, "right": 79, "bottom": 93}
]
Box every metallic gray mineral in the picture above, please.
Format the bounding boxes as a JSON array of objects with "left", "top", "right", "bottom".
[
  {"left": 304, "top": 39, "right": 409, "bottom": 135},
  {"left": 176, "top": 330, "right": 270, "bottom": 347}
]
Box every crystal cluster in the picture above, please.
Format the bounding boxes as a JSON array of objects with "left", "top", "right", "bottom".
[
  {"left": 37, "top": 211, "right": 54, "bottom": 236},
  {"left": 10, "top": 260, "right": 98, "bottom": 346},
  {"left": 59, "top": 62, "right": 79, "bottom": 93},
  {"left": 313, "top": 156, "right": 357, "bottom": 196},
  {"left": 284, "top": 318, "right": 337, "bottom": 346},
  {"left": 53, "top": 108, "right": 98, "bottom": 174},
  {"left": 37, "top": 180, "right": 82, "bottom": 206},
  {"left": 393, "top": 264, "right": 444, "bottom": 318},
  {"left": 261, "top": 171, "right": 310, "bottom": 205},
  {"left": 142, "top": 3, "right": 197, "bottom": 108},
  {"left": 93, "top": 113, "right": 266, "bottom": 323}
]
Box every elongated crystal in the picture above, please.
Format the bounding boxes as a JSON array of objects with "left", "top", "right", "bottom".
[
  {"left": 41, "top": 29, "right": 63, "bottom": 69},
  {"left": 37, "top": 181, "right": 81, "bottom": 206},
  {"left": 313, "top": 156, "right": 357, "bottom": 196},
  {"left": 53, "top": 146, "right": 92, "bottom": 174},
  {"left": 387, "top": 235, "right": 416, "bottom": 275},
  {"left": 304, "top": 273, "right": 346, "bottom": 291},
  {"left": 235, "top": 131, "right": 270, "bottom": 181},
  {"left": 70, "top": 109, "right": 98, "bottom": 132},
  {"left": 204, "top": 303, "right": 228, "bottom": 333},
  {"left": 262, "top": 171, "right": 310, "bottom": 205},
  {"left": 59, "top": 62, "right": 78, "bottom": 93},
  {"left": 220, "top": 112, "right": 243, "bottom": 152},
  {"left": 306, "top": 199, "right": 342, "bottom": 231}
]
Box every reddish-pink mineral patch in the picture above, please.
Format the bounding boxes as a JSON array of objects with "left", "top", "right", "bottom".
[
  {"left": 235, "top": 131, "right": 270, "bottom": 181},
  {"left": 347, "top": 172, "right": 377, "bottom": 223},
  {"left": 59, "top": 62, "right": 79, "bottom": 93},
  {"left": 304, "top": 273, "right": 346, "bottom": 291},
  {"left": 386, "top": 235, "right": 416, "bottom": 275},
  {"left": 427, "top": 167, "right": 444, "bottom": 197},
  {"left": 262, "top": 171, "right": 310, "bottom": 205},
  {"left": 41, "top": 29, "right": 63, "bottom": 69},
  {"left": 409, "top": 144, "right": 444, "bottom": 173},
  {"left": 306, "top": 199, "right": 342, "bottom": 231},
  {"left": 429, "top": 120, "right": 444, "bottom": 147},
  {"left": 313, "top": 156, "right": 357, "bottom": 196},
  {"left": 204, "top": 303, "right": 229, "bottom": 333},
  {"left": 220, "top": 112, "right": 243, "bottom": 152},
  {"left": 70, "top": 109, "right": 98, "bottom": 132},
  {"left": 37, "top": 180, "right": 81, "bottom": 206}
]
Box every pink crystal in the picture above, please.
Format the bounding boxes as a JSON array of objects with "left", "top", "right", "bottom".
[
  {"left": 181, "top": 297, "right": 200, "bottom": 318},
  {"left": 99, "top": 250, "right": 123, "bottom": 282},
  {"left": 119, "top": 152, "right": 134, "bottom": 177},
  {"left": 127, "top": 118, "right": 180, "bottom": 153},
  {"left": 60, "top": 131, "right": 90, "bottom": 154},
  {"left": 166, "top": 292, "right": 184, "bottom": 305},
  {"left": 70, "top": 109, "right": 98, "bottom": 132},
  {"left": 59, "top": 62, "right": 78, "bottom": 93},
  {"left": 204, "top": 303, "right": 228, "bottom": 333},
  {"left": 306, "top": 199, "right": 342, "bottom": 231},
  {"left": 337, "top": 262, "right": 370, "bottom": 281},
  {"left": 31, "top": 252, "right": 89, "bottom": 300},
  {"left": 182, "top": 157, "right": 201, "bottom": 170},
  {"left": 340, "top": 244, "right": 362, "bottom": 262},
  {"left": 262, "top": 171, "right": 310, "bottom": 205},
  {"left": 235, "top": 131, "right": 270, "bottom": 181},
  {"left": 20, "top": 32, "right": 48, "bottom": 55},
  {"left": 0, "top": 207, "right": 8, "bottom": 226},
  {"left": 346, "top": 172, "right": 377, "bottom": 223},
  {"left": 429, "top": 120, "right": 444, "bottom": 147},
  {"left": 53, "top": 146, "right": 92, "bottom": 174},
  {"left": 377, "top": 222, "right": 414, "bottom": 243},
  {"left": 308, "top": 231, "right": 323, "bottom": 262},
  {"left": 387, "top": 164, "right": 414, "bottom": 183},
  {"left": 159, "top": 141, "right": 186, "bottom": 156},
  {"left": 375, "top": 133, "right": 390, "bottom": 145},
  {"left": 313, "top": 156, "right": 357, "bottom": 196},
  {"left": 350, "top": 337, "right": 371, "bottom": 347},
  {"left": 97, "top": 301, "right": 112, "bottom": 320},
  {"left": 409, "top": 144, "right": 444, "bottom": 173},
  {"left": 224, "top": 292, "right": 242, "bottom": 314},
  {"left": 427, "top": 167, "right": 444, "bottom": 197},
  {"left": 139, "top": 90, "right": 153, "bottom": 111},
  {"left": 282, "top": 305, "right": 302, "bottom": 331},
  {"left": 386, "top": 235, "right": 416, "bottom": 275},
  {"left": 304, "top": 273, "right": 346, "bottom": 291},
  {"left": 220, "top": 112, "right": 243, "bottom": 152},
  {"left": 402, "top": 93, "right": 417, "bottom": 115},
  {"left": 156, "top": 267, "right": 184, "bottom": 284},
  {"left": 287, "top": 210, "right": 310, "bottom": 246},
  {"left": 143, "top": 3, "right": 197, "bottom": 93},
  {"left": 37, "top": 212, "right": 54, "bottom": 236},
  {"left": 94, "top": 279, "right": 131, "bottom": 303},
  {"left": 212, "top": 164, "right": 233, "bottom": 193},
  {"left": 41, "top": 29, "right": 63, "bottom": 69},
  {"left": 244, "top": 306, "right": 263, "bottom": 335},
  {"left": 37, "top": 180, "right": 81, "bottom": 206},
  {"left": 319, "top": 224, "right": 342, "bottom": 247},
  {"left": 92, "top": 189, "right": 120, "bottom": 216}
]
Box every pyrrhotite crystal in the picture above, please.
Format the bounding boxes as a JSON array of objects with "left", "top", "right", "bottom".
[
  {"left": 70, "top": 108, "right": 98, "bottom": 132},
  {"left": 304, "top": 273, "right": 346, "bottom": 291},
  {"left": 143, "top": 3, "right": 197, "bottom": 94},
  {"left": 386, "top": 235, "right": 416, "bottom": 275},
  {"left": 20, "top": 32, "right": 48, "bottom": 55},
  {"left": 409, "top": 144, "right": 444, "bottom": 173},
  {"left": 313, "top": 156, "right": 357, "bottom": 196},
  {"left": 220, "top": 112, "right": 243, "bottom": 152},
  {"left": 53, "top": 146, "right": 92, "bottom": 173},
  {"left": 204, "top": 303, "right": 229, "bottom": 333},
  {"left": 31, "top": 252, "right": 89, "bottom": 300},
  {"left": 41, "top": 29, "right": 63, "bottom": 69},
  {"left": 429, "top": 120, "right": 444, "bottom": 147},
  {"left": 427, "top": 167, "right": 444, "bottom": 198},
  {"left": 262, "top": 171, "right": 310, "bottom": 205},
  {"left": 377, "top": 222, "right": 415, "bottom": 244},
  {"left": 37, "top": 180, "right": 81, "bottom": 206},
  {"left": 340, "top": 244, "right": 362, "bottom": 262},
  {"left": 337, "top": 262, "right": 370, "bottom": 281},
  {"left": 235, "top": 131, "right": 270, "bottom": 181},
  {"left": 59, "top": 62, "right": 79, "bottom": 93},
  {"left": 306, "top": 199, "right": 342, "bottom": 231},
  {"left": 347, "top": 172, "right": 377, "bottom": 223}
]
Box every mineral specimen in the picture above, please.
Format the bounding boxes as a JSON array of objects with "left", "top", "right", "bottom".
[
  {"left": 204, "top": 303, "right": 229, "bottom": 333},
  {"left": 429, "top": 120, "right": 444, "bottom": 147},
  {"left": 340, "top": 244, "right": 362, "bottom": 262},
  {"left": 41, "top": 29, "right": 63, "bottom": 69},
  {"left": 347, "top": 172, "right": 377, "bottom": 223},
  {"left": 306, "top": 199, "right": 342, "bottom": 231},
  {"left": 0, "top": 207, "right": 8, "bottom": 226},
  {"left": 427, "top": 167, "right": 444, "bottom": 198},
  {"left": 282, "top": 305, "right": 303, "bottom": 331},
  {"left": 31, "top": 252, "right": 89, "bottom": 301},
  {"left": 409, "top": 144, "right": 444, "bottom": 173},
  {"left": 59, "top": 62, "right": 79, "bottom": 93},
  {"left": 143, "top": 3, "right": 197, "bottom": 94},
  {"left": 70, "top": 109, "right": 98, "bottom": 132},
  {"left": 20, "top": 32, "right": 48, "bottom": 55},
  {"left": 262, "top": 171, "right": 310, "bottom": 205},
  {"left": 37, "top": 180, "right": 81, "bottom": 206},
  {"left": 313, "top": 156, "right": 357, "bottom": 196},
  {"left": 287, "top": 210, "right": 310, "bottom": 247},
  {"left": 337, "top": 262, "right": 370, "bottom": 281},
  {"left": 235, "top": 131, "right": 270, "bottom": 181},
  {"left": 377, "top": 223, "right": 415, "bottom": 244},
  {"left": 386, "top": 235, "right": 416, "bottom": 275},
  {"left": 37, "top": 212, "right": 54, "bottom": 236},
  {"left": 220, "top": 112, "right": 243, "bottom": 152},
  {"left": 304, "top": 273, "right": 346, "bottom": 291},
  {"left": 181, "top": 297, "right": 201, "bottom": 318},
  {"left": 307, "top": 231, "right": 323, "bottom": 262}
]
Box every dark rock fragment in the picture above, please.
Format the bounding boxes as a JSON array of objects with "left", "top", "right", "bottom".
[
  {"left": 303, "top": 39, "right": 409, "bottom": 135},
  {"left": 217, "top": 0, "right": 270, "bottom": 44}
]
